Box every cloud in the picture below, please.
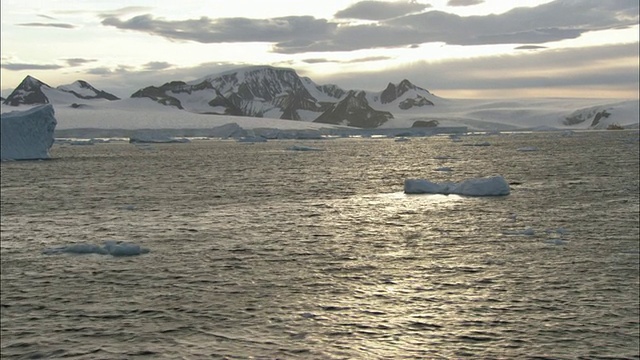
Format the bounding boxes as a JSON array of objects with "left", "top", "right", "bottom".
[
  {"left": 143, "top": 61, "right": 173, "bottom": 70},
  {"left": 318, "top": 42, "right": 639, "bottom": 97},
  {"left": 37, "top": 14, "right": 57, "bottom": 20},
  {"left": 302, "top": 56, "right": 392, "bottom": 64},
  {"left": 334, "top": 1, "right": 430, "bottom": 20},
  {"left": 1, "top": 63, "right": 64, "bottom": 71},
  {"left": 515, "top": 45, "right": 547, "bottom": 50},
  {"left": 97, "top": 6, "right": 153, "bottom": 18},
  {"left": 302, "top": 58, "right": 332, "bottom": 64},
  {"left": 64, "top": 58, "right": 97, "bottom": 67},
  {"left": 99, "top": 0, "right": 639, "bottom": 54},
  {"left": 102, "top": 15, "right": 336, "bottom": 44},
  {"left": 17, "top": 22, "right": 75, "bottom": 29},
  {"left": 447, "top": 0, "right": 484, "bottom": 6}
]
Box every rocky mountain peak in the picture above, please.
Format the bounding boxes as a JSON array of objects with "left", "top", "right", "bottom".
[{"left": 3, "top": 75, "right": 51, "bottom": 106}]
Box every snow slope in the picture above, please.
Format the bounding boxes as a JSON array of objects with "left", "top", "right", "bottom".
[{"left": 1, "top": 84, "right": 637, "bottom": 133}]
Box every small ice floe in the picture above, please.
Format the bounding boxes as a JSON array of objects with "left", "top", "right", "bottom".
[
  {"left": 502, "top": 228, "right": 535, "bottom": 236},
  {"left": 404, "top": 175, "right": 510, "bottom": 196},
  {"left": 517, "top": 146, "right": 538, "bottom": 152},
  {"left": 434, "top": 167, "right": 453, "bottom": 172},
  {"left": 286, "top": 145, "right": 324, "bottom": 151},
  {"left": 43, "top": 240, "right": 150, "bottom": 257}
]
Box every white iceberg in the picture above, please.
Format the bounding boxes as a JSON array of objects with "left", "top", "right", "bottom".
[
  {"left": 43, "top": 240, "right": 150, "bottom": 256},
  {"left": 404, "top": 175, "right": 510, "bottom": 196},
  {"left": 1, "top": 104, "right": 57, "bottom": 161}
]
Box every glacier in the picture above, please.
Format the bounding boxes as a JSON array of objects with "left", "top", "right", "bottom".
[
  {"left": 1, "top": 104, "right": 57, "bottom": 161},
  {"left": 404, "top": 175, "right": 510, "bottom": 196}
]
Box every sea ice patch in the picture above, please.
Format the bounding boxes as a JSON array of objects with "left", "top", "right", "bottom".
[
  {"left": 43, "top": 240, "right": 150, "bottom": 256},
  {"left": 404, "top": 175, "right": 510, "bottom": 196}
]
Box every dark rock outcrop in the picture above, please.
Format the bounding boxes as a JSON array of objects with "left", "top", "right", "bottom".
[
  {"left": 3, "top": 76, "right": 51, "bottom": 106},
  {"left": 313, "top": 90, "right": 393, "bottom": 128}
]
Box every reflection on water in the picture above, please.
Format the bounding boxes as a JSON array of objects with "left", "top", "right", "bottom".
[{"left": 1, "top": 132, "right": 639, "bottom": 359}]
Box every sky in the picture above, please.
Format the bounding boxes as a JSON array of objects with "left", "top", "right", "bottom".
[{"left": 1, "top": 0, "right": 638, "bottom": 99}]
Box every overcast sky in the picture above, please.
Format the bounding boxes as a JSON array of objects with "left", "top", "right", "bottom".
[{"left": 1, "top": 0, "right": 638, "bottom": 99}]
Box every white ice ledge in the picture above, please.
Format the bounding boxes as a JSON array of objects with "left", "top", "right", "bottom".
[{"left": 404, "top": 175, "right": 510, "bottom": 196}]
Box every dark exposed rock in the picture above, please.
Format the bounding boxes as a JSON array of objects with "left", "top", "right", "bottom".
[
  {"left": 314, "top": 90, "right": 393, "bottom": 128},
  {"left": 590, "top": 110, "right": 610, "bottom": 127},
  {"left": 3, "top": 76, "right": 51, "bottom": 106},
  {"left": 412, "top": 120, "right": 439, "bottom": 128},
  {"left": 58, "top": 80, "right": 120, "bottom": 100},
  {"left": 400, "top": 96, "right": 434, "bottom": 110},
  {"left": 131, "top": 82, "right": 184, "bottom": 109},
  {"left": 3, "top": 76, "right": 119, "bottom": 106}
]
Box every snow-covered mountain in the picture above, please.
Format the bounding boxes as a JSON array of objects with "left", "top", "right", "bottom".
[
  {"left": 1, "top": 66, "right": 637, "bottom": 132},
  {"left": 131, "top": 66, "right": 440, "bottom": 128},
  {"left": 2, "top": 76, "right": 119, "bottom": 106}
]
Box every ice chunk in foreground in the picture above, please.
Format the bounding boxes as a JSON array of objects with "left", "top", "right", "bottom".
[
  {"left": 1, "top": 104, "right": 57, "bottom": 161},
  {"left": 43, "top": 240, "right": 150, "bottom": 256},
  {"left": 404, "top": 175, "right": 510, "bottom": 196}
]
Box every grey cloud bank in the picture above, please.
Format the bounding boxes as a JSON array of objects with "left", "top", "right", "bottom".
[{"left": 100, "top": 0, "right": 638, "bottom": 53}]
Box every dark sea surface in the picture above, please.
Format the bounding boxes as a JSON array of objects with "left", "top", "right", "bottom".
[{"left": 1, "top": 131, "right": 639, "bottom": 359}]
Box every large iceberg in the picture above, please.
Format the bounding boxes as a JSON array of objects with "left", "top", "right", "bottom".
[
  {"left": 1, "top": 104, "right": 57, "bottom": 161},
  {"left": 404, "top": 175, "right": 510, "bottom": 196}
]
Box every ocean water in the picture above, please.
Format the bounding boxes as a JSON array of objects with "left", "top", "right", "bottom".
[{"left": 1, "top": 131, "right": 639, "bottom": 359}]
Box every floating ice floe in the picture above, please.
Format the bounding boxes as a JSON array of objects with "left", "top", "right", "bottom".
[
  {"left": 43, "top": 240, "right": 150, "bottom": 256},
  {"left": 286, "top": 145, "right": 324, "bottom": 151},
  {"left": 404, "top": 175, "right": 510, "bottom": 196}
]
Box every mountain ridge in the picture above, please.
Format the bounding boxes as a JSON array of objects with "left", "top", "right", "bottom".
[{"left": 3, "top": 76, "right": 120, "bottom": 107}]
